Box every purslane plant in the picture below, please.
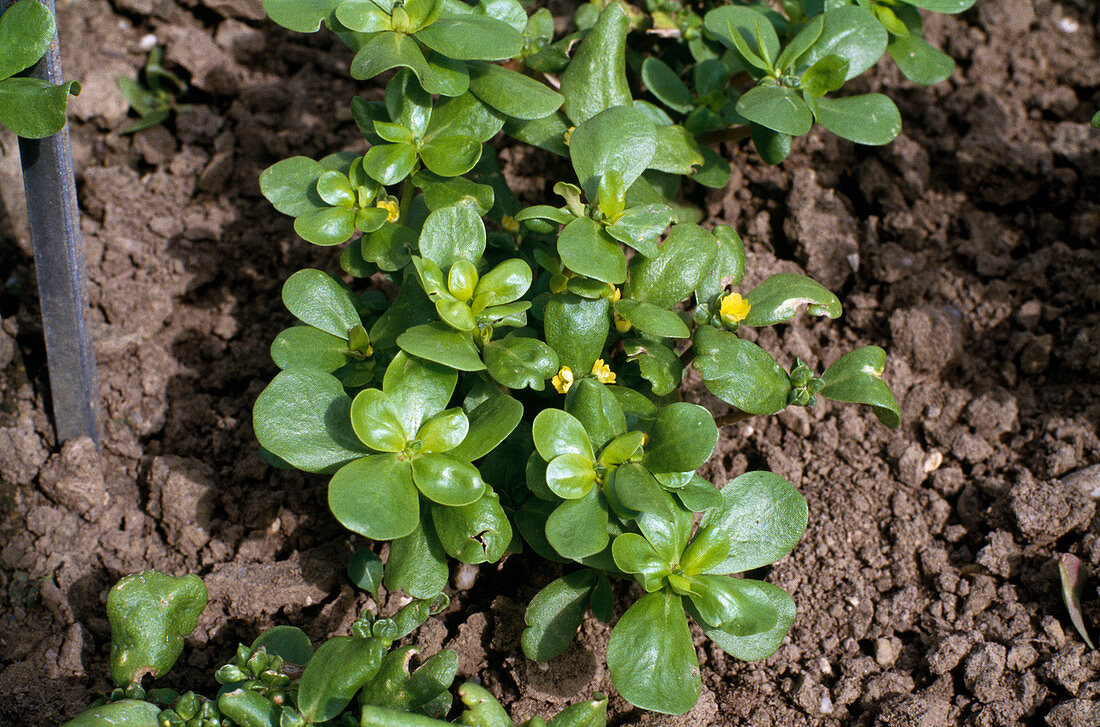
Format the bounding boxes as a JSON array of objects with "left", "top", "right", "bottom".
[
  {"left": 0, "top": 0, "right": 80, "bottom": 139},
  {"left": 253, "top": 0, "right": 916, "bottom": 714},
  {"left": 65, "top": 571, "right": 608, "bottom": 727}
]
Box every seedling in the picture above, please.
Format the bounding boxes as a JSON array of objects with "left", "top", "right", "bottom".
[
  {"left": 117, "top": 46, "right": 191, "bottom": 134},
  {"left": 0, "top": 0, "right": 79, "bottom": 139},
  {"left": 65, "top": 570, "right": 607, "bottom": 727},
  {"left": 249, "top": 0, "right": 929, "bottom": 714}
]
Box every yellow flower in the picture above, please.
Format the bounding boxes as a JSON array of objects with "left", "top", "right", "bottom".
[
  {"left": 551, "top": 366, "right": 574, "bottom": 394},
  {"left": 614, "top": 311, "right": 632, "bottom": 333},
  {"left": 564, "top": 126, "right": 576, "bottom": 145},
  {"left": 501, "top": 214, "right": 520, "bottom": 234},
  {"left": 376, "top": 198, "right": 400, "bottom": 223},
  {"left": 607, "top": 287, "right": 622, "bottom": 302},
  {"left": 591, "top": 358, "right": 616, "bottom": 384},
  {"left": 719, "top": 292, "right": 751, "bottom": 327}
]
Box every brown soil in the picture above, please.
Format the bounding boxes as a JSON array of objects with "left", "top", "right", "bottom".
[{"left": 1, "top": 0, "right": 1099, "bottom": 725}]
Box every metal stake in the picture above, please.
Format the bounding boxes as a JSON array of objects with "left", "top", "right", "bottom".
[{"left": 1, "top": 0, "right": 99, "bottom": 446}]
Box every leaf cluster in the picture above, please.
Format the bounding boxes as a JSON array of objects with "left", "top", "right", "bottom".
[
  {"left": 249, "top": 0, "right": 916, "bottom": 715},
  {"left": 65, "top": 571, "right": 607, "bottom": 727}
]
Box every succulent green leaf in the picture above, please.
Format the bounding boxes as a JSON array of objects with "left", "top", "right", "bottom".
[
  {"left": 606, "top": 591, "right": 700, "bottom": 715},
  {"left": 0, "top": 77, "right": 80, "bottom": 139},
  {"left": 547, "top": 694, "right": 609, "bottom": 727},
  {"left": 252, "top": 625, "right": 315, "bottom": 666},
  {"left": 292, "top": 206, "right": 358, "bottom": 246},
  {"left": 418, "top": 407, "right": 469, "bottom": 453},
  {"left": 597, "top": 430, "right": 645, "bottom": 468},
  {"left": 543, "top": 293, "right": 610, "bottom": 374},
  {"left": 794, "top": 6, "right": 888, "bottom": 81},
  {"left": 350, "top": 389, "right": 409, "bottom": 452},
  {"left": 0, "top": 0, "right": 55, "bottom": 81},
  {"left": 362, "top": 222, "right": 416, "bottom": 271},
  {"left": 282, "top": 269, "right": 361, "bottom": 339},
  {"left": 625, "top": 340, "right": 682, "bottom": 397},
  {"left": 750, "top": 123, "right": 792, "bottom": 165},
  {"left": 61, "top": 700, "right": 162, "bottom": 727},
  {"left": 612, "top": 533, "right": 672, "bottom": 591},
  {"left": 298, "top": 635, "right": 387, "bottom": 723},
  {"left": 484, "top": 337, "right": 559, "bottom": 390},
  {"left": 334, "top": 0, "right": 392, "bottom": 33},
  {"left": 521, "top": 570, "right": 597, "bottom": 662},
  {"left": 813, "top": 93, "right": 902, "bottom": 146},
  {"left": 419, "top": 204, "right": 487, "bottom": 270},
  {"left": 385, "top": 512, "right": 450, "bottom": 598},
  {"left": 217, "top": 689, "right": 280, "bottom": 727},
  {"left": 743, "top": 272, "right": 842, "bottom": 327},
  {"left": 905, "top": 0, "right": 976, "bottom": 11},
  {"left": 679, "top": 523, "right": 730, "bottom": 575},
  {"left": 673, "top": 475, "right": 722, "bottom": 513},
  {"left": 457, "top": 683, "right": 512, "bottom": 727},
  {"left": 415, "top": 171, "right": 496, "bottom": 214},
  {"left": 262, "top": 0, "right": 340, "bottom": 32},
  {"left": 411, "top": 453, "right": 486, "bottom": 505},
  {"left": 605, "top": 203, "right": 671, "bottom": 257},
  {"left": 569, "top": 105, "right": 658, "bottom": 201},
  {"left": 363, "top": 141, "right": 418, "bottom": 185},
  {"left": 397, "top": 322, "right": 486, "bottom": 371},
  {"left": 640, "top": 58, "right": 692, "bottom": 114},
  {"left": 350, "top": 31, "right": 469, "bottom": 96},
  {"left": 546, "top": 453, "right": 598, "bottom": 499},
  {"left": 648, "top": 124, "right": 705, "bottom": 176},
  {"left": 258, "top": 158, "right": 325, "bottom": 216},
  {"left": 685, "top": 574, "right": 778, "bottom": 637},
  {"left": 692, "top": 326, "right": 792, "bottom": 416},
  {"left": 887, "top": 35, "right": 955, "bottom": 85},
  {"left": 625, "top": 223, "right": 717, "bottom": 308},
  {"left": 270, "top": 326, "right": 350, "bottom": 372},
  {"left": 545, "top": 487, "right": 609, "bottom": 560},
  {"left": 420, "top": 134, "right": 483, "bottom": 177},
  {"left": 474, "top": 258, "right": 532, "bottom": 307},
  {"left": 414, "top": 14, "right": 524, "bottom": 61},
  {"left": 558, "top": 217, "right": 628, "bottom": 285},
  {"left": 505, "top": 111, "right": 571, "bottom": 155},
  {"left": 819, "top": 345, "right": 900, "bottom": 427},
  {"left": 424, "top": 93, "right": 503, "bottom": 144},
  {"left": 532, "top": 408, "right": 594, "bottom": 461},
  {"left": 329, "top": 454, "right": 419, "bottom": 540},
  {"left": 254, "top": 368, "right": 369, "bottom": 473},
  {"left": 696, "top": 225, "right": 746, "bottom": 306},
  {"left": 735, "top": 85, "right": 812, "bottom": 137},
  {"left": 697, "top": 471, "right": 807, "bottom": 574},
  {"left": 432, "top": 489, "right": 512, "bottom": 563},
  {"left": 598, "top": 169, "right": 626, "bottom": 220},
  {"left": 467, "top": 61, "right": 564, "bottom": 120},
  {"left": 775, "top": 14, "right": 825, "bottom": 71},
  {"left": 613, "top": 300, "right": 690, "bottom": 339},
  {"left": 383, "top": 351, "right": 459, "bottom": 437},
  {"left": 799, "top": 54, "right": 849, "bottom": 97},
  {"left": 704, "top": 6, "right": 780, "bottom": 72},
  {"left": 642, "top": 403, "right": 718, "bottom": 474},
  {"left": 688, "top": 579, "right": 796, "bottom": 661},
  {"left": 440, "top": 395, "right": 520, "bottom": 463},
  {"left": 347, "top": 548, "right": 385, "bottom": 599},
  {"left": 106, "top": 571, "right": 207, "bottom": 687},
  {"left": 565, "top": 378, "right": 626, "bottom": 452},
  {"left": 559, "top": 3, "right": 630, "bottom": 124}
]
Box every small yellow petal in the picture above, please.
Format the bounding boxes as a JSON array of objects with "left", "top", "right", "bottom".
[
  {"left": 552, "top": 366, "right": 574, "bottom": 394},
  {"left": 719, "top": 292, "right": 751, "bottom": 326},
  {"left": 376, "top": 198, "right": 400, "bottom": 223},
  {"left": 614, "top": 312, "right": 632, "bottom": 333},
  {"left": 502, "top": 214, "right": 520, "bottom": 234},
  {"left": 564, "top": 126, "right": 576, "bottom": 145},
  {"left": 591, "top": 358, "right": 616, "bottom": 384}
]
